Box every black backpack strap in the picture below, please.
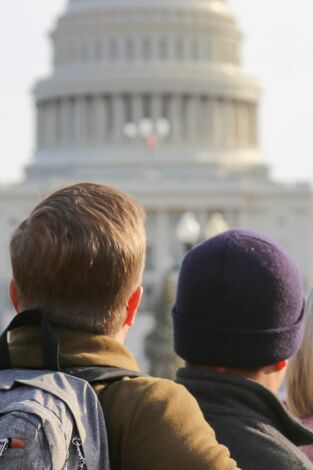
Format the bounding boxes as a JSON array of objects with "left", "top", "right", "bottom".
[
  {"left": 0, "top": 311, "right": 145, "bottom": 382},
  {"left": 64, "top": 366, "right": 146, "bottom": 384},
  {"left": 0, "top": 310, "right": 60, "bottom": 371}
]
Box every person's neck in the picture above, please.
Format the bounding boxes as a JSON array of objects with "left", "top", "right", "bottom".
[
  {"left": 190, "top": 364, "right": 284, "bottom": 394},
  {"left": 112, "top": 324, "right": 129, "bottom": 344}
]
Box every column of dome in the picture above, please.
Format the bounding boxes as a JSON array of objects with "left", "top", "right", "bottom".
[{"left": 36, "top": 94, "right": 258, "bottom": 151}]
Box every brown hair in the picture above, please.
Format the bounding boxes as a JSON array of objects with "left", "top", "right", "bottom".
[
  {"left": 10, "top": 183, "right": 146, "bottom": 335},
  {"left": 286, "top": 289, "right": 313, "bottom": 418}
]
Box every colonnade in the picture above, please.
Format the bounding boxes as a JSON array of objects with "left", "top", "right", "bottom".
[
  {"left": 37, "top": 94, "right": 257, "bottom": 150},
  {"left": 54, "top": 33, "right": 239, "bottom": 68}
]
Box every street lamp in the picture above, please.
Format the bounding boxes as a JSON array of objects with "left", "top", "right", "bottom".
[
  {"left": 138, "top": 118, "right": 153, "bottom": 138},
  {"left": 123, "top": 118, "right": 170, "bottom": 148},
  {"left": 123, "top": 117, "right": 170, "bottom": 178},
  {"left": 205, "top": 212, "right": 228, "bottom": 238},
  {"left": 155, "top": 118, "right": 170, "bottom": 139},
  {"left": 123, "top": 122, "right": 138, "bottom": 139},
  {"left": 145, "top": 211, "right": 200, "bottom": 379},
  {"left": 176, "top": 212, "right": 201, "bottom": 253}
]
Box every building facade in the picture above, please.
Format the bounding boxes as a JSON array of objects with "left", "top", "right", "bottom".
[{"left": 1, "top": 0, "right": 312, "bottom": 344}]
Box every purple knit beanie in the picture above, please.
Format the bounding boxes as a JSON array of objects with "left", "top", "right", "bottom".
[{"left": 172, "top": 229, "right": 305, "bottom": 368}]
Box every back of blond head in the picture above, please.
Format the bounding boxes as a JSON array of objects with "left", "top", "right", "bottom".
[{"left": 286, "top": 289, "right": 313, "bottom": 418}]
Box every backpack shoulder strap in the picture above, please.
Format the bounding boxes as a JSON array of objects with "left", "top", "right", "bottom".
[{"left": 63, "top": 366, "right": 146, "bottom": 385}]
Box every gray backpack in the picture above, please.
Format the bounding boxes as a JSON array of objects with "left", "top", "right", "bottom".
[{"left": 0, "top": 310, "right": 142, "bottom": 469}]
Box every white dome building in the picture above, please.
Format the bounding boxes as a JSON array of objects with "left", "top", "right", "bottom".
[
  {"left": 31, "top": 0, "right": 262, "bottom": 182},
  {"left": 0, "top": 0, "right": 312, "bottom": 349}
]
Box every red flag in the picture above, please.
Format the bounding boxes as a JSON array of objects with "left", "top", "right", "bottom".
[{"left": 146, "top": 133, "right": 158, "bottom": 150}]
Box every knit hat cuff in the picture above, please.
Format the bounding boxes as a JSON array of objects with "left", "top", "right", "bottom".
[{"left": 172, "top": 305, "right": 305, "bottom": 368}]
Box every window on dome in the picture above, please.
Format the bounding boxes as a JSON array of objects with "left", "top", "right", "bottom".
[
  {"left": 175, "top": 38, "right": 184, "bottom": 60},
  {"left": 55, "top": 100, "right": 61, "bottom": 146},
  {"left": 205, "top": 38, "right": 212, "bottom": 61},
  {"left": 94, "top": 38, "right": 102, "bottom": 61},
  {"left": 143, "top": 95, "right": 151, "bottom": 119},
  {"left": 199, "top": 96, "right": 209, "bottom": 142},
  {"left": 37, "top": 103, "right": 44, "bottom": 148},
  {"left": 105, "top": 96, "right": 113, "bottom": 136},
  {"left": 159, "top": 37, "right": 168, "bottom": 60},
  {"left": 86, "top": 97, "right": 94, "bottom": 144},
  {"left": 124, "top": 95, "right": 132, "bottom": 123},
  {"left": 125, "top": 38, "right": 135, "bottom": 61},
  {"left": 67, "top": 40, "right": 74, "bottom": 64},
  {"left": 211, "top": 41, "right": 217, "bottom": 63},
  {"left": 81, "top": 38, "right": 90, "bottom": 62},
  {"left": 191, "top": 38, "right": 199, "bottom": 60},
  {"left": 181, "top": 96, "right": 189, "bottom": 137},
  {"left": 219, "top": 40, "right": 226, "bottom": 63},
  {"left": 69, "top": 98, "right": 76, "bottom": 144},
  {"left": 161, "top": 95, "right": 170, "bottom": 121},
  {"left": 142, "top": 38, "right": 151, "bottom": 61},
  {"left": 109, "top": 38, "right": 118, "bottom": 61}
]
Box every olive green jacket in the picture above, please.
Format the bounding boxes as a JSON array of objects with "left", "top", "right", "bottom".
[{"left": 9, "top": 327, "right": 238, "bottom": 470}]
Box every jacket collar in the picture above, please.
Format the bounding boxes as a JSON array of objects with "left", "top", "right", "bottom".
[
  {"left": 177, "top": 366, "right": 313, "bottom": 447},
  {"left": 8, "top": 326, "right": 140, "bottom": 372}
]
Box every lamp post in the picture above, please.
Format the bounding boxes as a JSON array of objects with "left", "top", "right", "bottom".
[
  {"left": 123, "top": 118, "right": 170, "bottom": 178},
  {"left": 144, "top": 262, "right": 183, "bottom": 379},
  {"left": 176, "top": 212, "right": 201, "bottom": 253},
  {"left": 144, "top": 211, "right": 200, "bottom": 379},
  {"left": 205, "top": 212, "right": 229, "bottom": 239}
]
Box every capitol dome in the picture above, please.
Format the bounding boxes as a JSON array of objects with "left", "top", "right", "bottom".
[
  {"left": 30, "top": 0, "right": 263, "bottom": 181},
  {"left": 0, "top": 0, "right": 312, "bottom": 347}
]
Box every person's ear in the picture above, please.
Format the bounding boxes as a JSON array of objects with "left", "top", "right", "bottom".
[
  {"left": 274, "top": 360, "right": 288, "bottom": 372},
  {"left": 124, "top": 286, "right": 143, "bottom": 327},
  {"left": 9, "top": 279, "right": 20, "bottom": 313}
]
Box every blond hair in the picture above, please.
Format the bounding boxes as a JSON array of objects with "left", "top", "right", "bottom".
[
  {"left": 10, "top": 183, "right": 146, "bottom": 335},
  {"left": 286, "top": 289, "right": 313, "bottom": 418}
]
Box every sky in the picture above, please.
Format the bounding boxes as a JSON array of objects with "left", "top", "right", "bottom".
[{"left": 0, "top": 0, "right": 312, "bottom": 184}]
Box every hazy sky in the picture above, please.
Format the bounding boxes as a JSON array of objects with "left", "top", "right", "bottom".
[{"left": 0, "top": 0, "right": 312, "bottom": 184}]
